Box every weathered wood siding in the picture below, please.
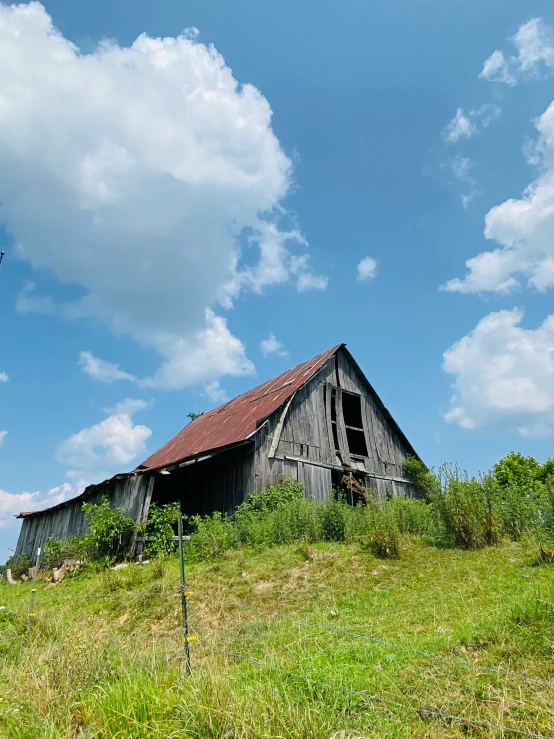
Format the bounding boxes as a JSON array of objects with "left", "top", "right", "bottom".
[{"left": 14, "top": 474, "right": 154, "bottom": 563}]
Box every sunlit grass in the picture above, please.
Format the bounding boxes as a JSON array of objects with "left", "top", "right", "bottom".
[{"left": 1, "top": 538, "right": 554, "bottom": 738}]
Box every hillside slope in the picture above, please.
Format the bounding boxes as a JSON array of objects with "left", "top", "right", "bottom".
[{"left": 1, "top": 539, "right": 554, "bottom": 738}]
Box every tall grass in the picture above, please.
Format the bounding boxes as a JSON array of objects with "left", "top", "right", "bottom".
[{"left": 184, "top": 479, "right": 429, "bottom": 560}]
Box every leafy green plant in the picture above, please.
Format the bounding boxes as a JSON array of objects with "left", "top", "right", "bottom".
[
  {"left": 42, "top": 535, "right": 87, "bottom": 569},
  {"left": 2, "top": 554, "right": 31, "bottom": 581},
  {"left": 143, "top": 502, "right": 180, "bottom": 559},
  {"left": 187, "top": 512, "right": 234, "bottom": 559},
  {"left": 493, "top": 452, "right": 542, "bottom": 492},
  {"left": 321, "top": 495, "right": 348, "bottom": 542},
  {"left": 243, "top": 477, "right": 305, "bottom": 512},
  {"left": 402, "top": 456, "right": 437, "bottom": 500},
  {"left": 431, "top": 466, "right": 501, "bottom": 549},
  {"left": 82, "top": 498, "right": 135, "bottom": 563}
]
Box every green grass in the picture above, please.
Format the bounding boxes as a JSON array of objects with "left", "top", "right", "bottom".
[{"left": 1, "top": 538, "right": 554, "bottom": 738}]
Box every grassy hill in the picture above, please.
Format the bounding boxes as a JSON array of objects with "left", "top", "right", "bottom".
[{"left": 1, "top": 536, "right": 554, "bottom": 738}]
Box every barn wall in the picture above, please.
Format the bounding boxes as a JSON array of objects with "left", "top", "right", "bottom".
[{"left": 14, "top": 474, "right": 154, "bottom": 564}]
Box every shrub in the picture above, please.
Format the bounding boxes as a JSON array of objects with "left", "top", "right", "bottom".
[
  {"left": 143, "top": 502, "right": 180, "bottom": 559},
  {"left": 431, "top": 466, "right": 500, "bottom": 549},
  {"left": 321, "top": 496, "right": 348, "bottom": 542},
  {"left": 360, "top": 505, "right": 400, "bottom": 559},
  {"left": 82, "top": 498, "right": 135, "bottom": 563},
  {"left": 187, "top": 512, "right": 234, "bottom": 559},
  {"left": 403, "top": 456, "right": 438, "bottom": 500},
  {"left": 388, "top": 498, "right": 434, "bottom": 536},
  {"left": 3, "top": 554, "right": 32, "bottom": 581},
  {"left": 244, "top": 477, "right": 305, "bottom": 512},
  {"left": 42, "top": 535, "right": 87, "bottom": 569}
]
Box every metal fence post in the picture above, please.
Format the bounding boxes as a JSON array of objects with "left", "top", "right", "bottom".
[
  {"left": 27, "top": 546, "right": 41, "bottom": 632},
  {"left": 178, "top": 515, "right": 193, "bottom": 674}
]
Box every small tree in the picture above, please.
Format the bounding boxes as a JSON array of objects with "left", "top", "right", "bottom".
[{"left": 187, "top": 411, "right": 205, "bottom": 422}]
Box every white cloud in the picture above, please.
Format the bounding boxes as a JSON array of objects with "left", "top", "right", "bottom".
[
  {"left": 449, "top": 155, "right": 474, "bottom": 182},
  {"left": 260, "top": 333, "right": 289, "bottom": 358},
  {"left": 356, "top": 256, "right": 379, "bottom": 282},
  {"left": 0, "top": 431, "right": 7, "bottom": 446},
  {"left": 56, "top": 399, "right": 152, "bottom": 483},
  {"left": 104, "top": 397, "right": 151, "bottom": 416},
  {"left": 461, "top": 189, "right": 482, "bottom": 210},
  {"left": 203, "top": 380, "right": 227, "bottom": 403},
  {"left": 142, "top": 309, "right": 254, "bottom": 389},
  {"left": 470, "top": 104, "right": 502, "bottom": 129},
  {"left": 480, "top": 18, "right": 554, "bottom": 86},
  {"left": 442, "top": 97, "right": 554, "bottom": 293},
  {"left": 480, "top": 50, "right": 517, "bottom": 85},
  {"left": 443, "top": 308, "right": 554, "bottom": 435},
  {"left": 0, "top": 490, "right": 40, "bottom": 528},
  {"left": 443, "top": 109, "right": 475, "bottom": 143},
  {"left": 79, "top": 351, "right": 136, "bottom": 383},
  {"left": 0, "top": 3, "right": 325, "bottom": 392},
  {"left": 442, "top": 105, "right": 501, "bottom": 146},
  {"left": 0, "top": 372, "right": 8, "bottom": 383}
]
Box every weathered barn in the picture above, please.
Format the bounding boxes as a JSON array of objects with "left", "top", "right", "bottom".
[{"left": 15, "top": 344, "right": 421, "bottom": 562}]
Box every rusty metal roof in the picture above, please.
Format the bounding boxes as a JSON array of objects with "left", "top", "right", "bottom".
[{"left": 140, "top": 345, "right": 342, "bottom": 471}]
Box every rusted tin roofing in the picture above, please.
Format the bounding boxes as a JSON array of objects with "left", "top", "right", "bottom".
[{"left": 140, "top": 345, "right": 342, "bottom": 471}]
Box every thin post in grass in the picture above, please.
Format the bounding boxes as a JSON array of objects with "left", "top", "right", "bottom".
[
  {"left": 178, "top": 514, "right": 193, "bottom": 674},
  {"left": 27, "top": 546, "right": 41, "bottom": 632}
]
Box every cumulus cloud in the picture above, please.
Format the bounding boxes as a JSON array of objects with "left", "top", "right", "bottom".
[
  {"left": 203, "top": 380, "right": 227, "bottom": 403},
  {"left": 0, "top": 3, "right": 326, "bottom": 391},
  {"left": 442, "top": 97, "right": 554, "bottom": 293},
  {"left": 443, "top": 109, "right": 475, "bottom": 143},
  {"left": 0, "top": 431, "right": 7, "bottom": 446},
  {"left": 79, "top": 351, "right": 136, "bottom": 383},
  {"left": 356, "top": 256, "right": 379, "bottom": 282},
  {"left": 0, "top": 372, "right": 8, "bottom": 383},
  {"left": 0, "top": 483, "right": 72, "bottom": 531},
  {"left": 260, "top": 333, "right": 289, "bottom": 358},
  {"left": 56, "top": 398, "right": 152, "bottom": 485},
  {"left": 443, "top": 308, "right": 554, "bottom": 435},
  {"left": 480, "top": 18, "right": 554, "bottom": 85},
  {"left": 0, "top": 490, "right": 40, "bottom": 528}
]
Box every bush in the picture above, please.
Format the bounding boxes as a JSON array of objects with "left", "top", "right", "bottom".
[
  {"left": 431, "top": 466, "right": 500, "bottom": 549},
  {"left": 2, "top": 554, "right": 32, "bottom": 581},
  {"left": 42, "top": 535, "right": 87, "bottom": 569},
  {"left": 388, "top": 498, "right": 434, "bottom": 536},
  {"left": 187, "top": 512, "right": 234, "bottom": 559},
  {"left": 82, "top": 498, "right": 135, "bottom": 563},
  {"left": 361, "top": 502, "right": 400, "bottom": 558},
  {"left": 143, "top": 502, "right": 180, "bottom": 559},
  {"left": 244, "top": 477, "right": 305, "bottom": 512},
  {"left": 403, "top": 456, "right": 437, "bottom": 500},
  {"left": 321, "top": 495, "right": 348, "bottom": 542}
]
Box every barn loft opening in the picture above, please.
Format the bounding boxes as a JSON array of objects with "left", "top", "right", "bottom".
[{"left": 342, "top": 392, "right": 368, "bottom": 457}]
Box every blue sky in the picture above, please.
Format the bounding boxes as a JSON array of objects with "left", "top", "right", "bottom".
[{"left": 2, "top": 0, "right": 554, "bottom": 560}]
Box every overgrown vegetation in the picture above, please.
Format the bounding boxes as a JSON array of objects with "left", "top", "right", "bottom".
[
  {"left": 2, "top": 537, "right": 554, "bottom": 739},
  {"left": 3, "top": 451, "right": 554, "bottom": 737}
]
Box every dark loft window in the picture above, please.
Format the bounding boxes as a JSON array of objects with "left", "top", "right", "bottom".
[
  {"left": 342, "top": 392, "right": 363, "bottom": 429},
  {"left": 342, "top": 392, "right": 368, "bottom": 457},
  {"left": 346, "top": 427, "right": 368, "bottom": 457}
]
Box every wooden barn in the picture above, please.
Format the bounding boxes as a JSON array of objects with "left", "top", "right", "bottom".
[{"left": 15, "top": 344, "right": 421, "bottom": 562}]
